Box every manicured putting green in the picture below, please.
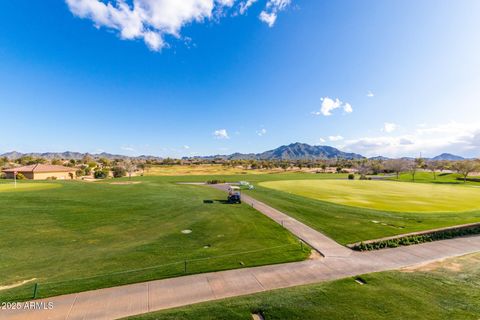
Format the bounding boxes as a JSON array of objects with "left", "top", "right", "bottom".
[
  {"left": 259, "top": 180, "right": 480, "bottom": 213},
  {"left": 0, "top": 183, "right": 60, "bottom": 193}
]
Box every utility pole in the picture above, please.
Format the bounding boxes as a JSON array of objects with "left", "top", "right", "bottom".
[{"left": 14, "top": 171, "right": 17, "bottom": 188}]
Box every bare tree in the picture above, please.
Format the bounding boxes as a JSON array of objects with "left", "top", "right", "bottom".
[
  {"left": 453, "top": 160, "right": 480, "bottom": 183},
  {"left": 385, "top": 159, "right": 408, "bottom": 179},
  {"left": 426, "top": 160, "right": 440, "bottom": 180},
  {"left": 124, "top": 160, "right": 137, "bottom": 180},
  {"left": 408, "top": 160, "right": 419, "bottom": 181}
]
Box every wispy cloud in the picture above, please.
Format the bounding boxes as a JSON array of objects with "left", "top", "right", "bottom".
[
  {"left": 383, "top": 122, "right": 397, "bottom": 133},
  {"left": 312, "top": 97, "right": 353, "bottom": 116},
  {"left": 121, "top": 146, "right": 135, "bottom": 152},
  {"left": 329, "top": 135, "right": 344, "bottom": 142},
  {"left": 256, "top": 128, "right": 267, "bottom": 136},
  {"left": 340, "top": 122, "right": 480, "bottom": 158},
  {"left": 367, "top": 91, "right": 374, "bottom": 98},
  {"left": 213, "top": 129, "right": 230, "bottom": 139},
  {"left": 66, "top": 0, "right": 293, "bottom": 50}
]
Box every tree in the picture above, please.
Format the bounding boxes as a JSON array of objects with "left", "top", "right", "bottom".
[
  {"left": 426, "top": 160, "right": 442, "bottom": 180},
  {"left": 112, "top": 166, "right": 127, "bottom": 178},
  {"left": 51, "top": 158, "right": 62, "bottom": 165},
  {"left": 385, "top": 159, "right": 408, "bottom": 179},
  {"left": 409, "top": 159, "right": 420, "bottom": 181},
  {"left": 124, "top": 160, "right": 136, "bottom": 180},
  {"left": 0, "top": 156, "right": 8, "bottom": 168},
  {"left": 94, "top": 168, "right": 109, "bottom": 179},
  {"left": 453, "top": 160, "right": 480, "bottom": 183},
  {"left": 99, "top": 157, "right": 111, "bottom": 167}
]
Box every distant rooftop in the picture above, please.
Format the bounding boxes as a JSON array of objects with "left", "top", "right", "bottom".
[{"left": 2, "top": 164, "right": 75, "bottom": 173}]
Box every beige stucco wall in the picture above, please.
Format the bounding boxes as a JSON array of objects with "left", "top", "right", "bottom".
[{"left": 33, "top": 171, "right": 75, "bottom": 180}]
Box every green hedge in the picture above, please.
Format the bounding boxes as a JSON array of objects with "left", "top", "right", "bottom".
[{"left": 353, "top": 226, "right": 480, "bottom": 251}]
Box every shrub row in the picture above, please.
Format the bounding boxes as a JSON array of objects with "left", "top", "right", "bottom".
[
  {"left": 206, "top": 179, "right": 226, "bottom": 184},
  {"left": 353, "top": 226, "right": 480, "bottom": 251},
  {"left": 456, "top": 177, "right": 480, "bottom": 182}
]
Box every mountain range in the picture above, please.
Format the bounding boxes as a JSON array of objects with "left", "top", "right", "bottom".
[
  {"left": 0, "top": 143, "right": 467, "bottom": 161},
  {"left": 197, "top": 143, "right": 364, "bottom": 160},
  {"left": 0, "top": 151, "right": 161, "bottom": 161}
]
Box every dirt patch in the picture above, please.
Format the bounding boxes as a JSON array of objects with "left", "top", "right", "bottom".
[
  {"left": 0, "top": 278, "right": 36, "bottom": 291},
  {"left": 401, "top": 254, "right": 480, "bottom": 273},
  {"left": 308, "top": 250, "right": 323, "bottom": 260},
  {"left": 110, "top": 181, "right": 142, "bottom": 185}
]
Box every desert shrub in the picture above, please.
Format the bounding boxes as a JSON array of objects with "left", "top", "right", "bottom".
[
  {"left": 348, "top": 174, "right": 355, "bottom": 180},
  {"left": 16, "top": 173, "right": 26, "bottom": 180},
  {"left": 94, "top": 168, "right": 109, "bottom": 179},
  {"left": 46, "top": 176, "right": 57, "bottom": 180},
  {"left": 112, "top": 166, "right": 127, "bottom": 178},
  {"left": 206, "top": 179, "right": 226, "bottom": 184}
]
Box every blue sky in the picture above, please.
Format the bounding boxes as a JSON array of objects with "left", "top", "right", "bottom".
[{"left": 0, "top": 0, "right": 479, "bottom": 158}]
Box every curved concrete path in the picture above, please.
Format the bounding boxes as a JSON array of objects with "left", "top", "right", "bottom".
[
  {"left": 210, "top": 184, "right": 352, "bottom": 257},
  {"left": 2, "top": 184, "right": 479, "bottom": 320}
]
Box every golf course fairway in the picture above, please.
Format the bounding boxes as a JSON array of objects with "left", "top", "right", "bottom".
[
  {"left": 0, "top": 182, "right": 60, "bottom": 193},
  {"left": 259, "top": 180, "right": 480, "bottom": 213}
]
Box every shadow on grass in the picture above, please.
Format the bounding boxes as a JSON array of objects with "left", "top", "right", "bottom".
[{"left": 203, "top": 199, "right": 235, "bottom": 204}]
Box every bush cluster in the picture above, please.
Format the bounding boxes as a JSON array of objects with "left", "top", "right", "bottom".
[
  {"left": 16, "top": 173, "right": 26, "bottom": 180},
  {"left": 94, "top": 168, "right": 110, "bottom": 179},
  {"left": 206, "top": 179, "right": 226, "bottom": 184},
  {"left": 112, "top": 166, "right": 127, "bottom": 178},
  {"left": 354, "top": 226, "right": 480, "bottom": 251},
  {"left": 348, "top": 174, "right": 355, "bottom": 180}
]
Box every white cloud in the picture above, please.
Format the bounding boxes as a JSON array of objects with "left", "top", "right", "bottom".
[
  {"left": 312, "top": 97, "right": 353, "bottom": 116},
  {"left": 367, "top": 91, "right": 374, "bottom": 98},
  {"left": 256, "top": 128, "right": 267, "bottom": 136},
  {"left": 239, "top": 0, "right": 257, "bottom": 14},
  {"left": 319, "top": 137, "right": 326, "bottom": 143},
  {"left": 121, "top": 146, "right": 135, "bottom": 152},
  {"left": 328, "top": 135, "right": 344, "bottom": 142},
  {"left": 66, "top": 0, "right": 292, "bottom": 50},
  {"left": 383, "top": 122, "right": 397, "bottom": 133},
  {"left": 259, "top": 0, "right": 291, "bottom": 27},
  {"left": 213, "top": 129, "right": 230, "bottom": 139},
  {"left": 340, "top": 121, "right": 480, "bottom": 158},
  {"left": 183, "top": 145, "right": 190, "bottom": 149},
  {"left": 259, "top": 11, "right": 276, "bottom": 27},
  {"left": 343, "top": 103, "right": 353, "bottom": 114}
]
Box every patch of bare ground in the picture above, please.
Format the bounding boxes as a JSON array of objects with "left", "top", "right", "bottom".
[
  {"left": 308, "top": 249, "right": 323, "bottom": 260},
  {"left": 401, "top": 253, "right": 480, "bottom": 273}
]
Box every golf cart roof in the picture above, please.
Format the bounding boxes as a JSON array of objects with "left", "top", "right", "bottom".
[{"left": 229, "top": 186, "right": 241, "bottom": 190}]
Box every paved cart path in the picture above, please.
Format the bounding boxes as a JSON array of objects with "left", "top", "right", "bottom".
[
  {"left": 210, "top": 184, "right": 352, "bottom": 257},
  {"left": 2, "top": 184, "right": 480, "bottom": 320}
]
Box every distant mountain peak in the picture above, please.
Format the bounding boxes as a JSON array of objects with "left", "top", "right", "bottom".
[
  {"left": 431, "top": 153, "right": 464, "bottom": 161},
  {"left": 194, "top": 143, "right": 365, "bottom": 160}
]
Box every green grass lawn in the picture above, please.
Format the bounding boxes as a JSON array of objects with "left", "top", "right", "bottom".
[
  {"left": 244, "top": 179, "right": 480, "bottom": 245},
  {"left": 0, "top": 182, "right": 60, "bottom": 192},
  {"left": 389, "top": 171, "right": 480, "bottom": 184},
  {"left": 127, "top": 253, "right": 480, "bottom": 320},
  {"left": 0, "top": 178, "right": 309, "bottom": 302},
  {"left": 259, "top": 179, "right": 480, "bottom": 212}
]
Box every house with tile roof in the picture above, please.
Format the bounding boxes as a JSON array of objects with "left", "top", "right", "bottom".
[{"left": 2, "top": 164, "right": 76, "bottom": 180}]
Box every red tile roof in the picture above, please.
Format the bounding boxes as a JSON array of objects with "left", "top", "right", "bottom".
[{"left": 2, "top": 164, "right": 76, "bottom": 173}]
